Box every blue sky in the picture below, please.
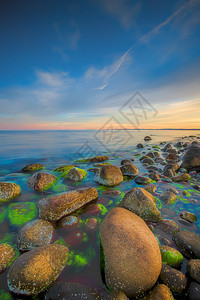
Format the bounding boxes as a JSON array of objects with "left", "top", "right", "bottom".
[{"left": 0, "top": 0, "right": 200, "bottom": 129}]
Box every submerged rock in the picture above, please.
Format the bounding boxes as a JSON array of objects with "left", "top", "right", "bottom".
[
  {"left": 160, "top": 263, "right": 187, "bottom": 293},
  {"left": 172, "top": 173, "right": 190, "bottom": 182},
  {"left": 159, "top": 191, "right": 177, "bottom": 205},
  {"left": 76, "top": 155, "right": 109, "bottom": 163},
  {"left": 160, "top": 245, "right": 183, "bottom": 267},
  {"left": 180, "top": 211, "right": 197, "bottom": 223},
  {"left": 118, "top": 187, "right": 161, "bottom": 222},
  {"left": 145, "top": 185, "right": 157, "bottom": 193},
  {"left": 0, "top": 182, "right": 21, "bottom": 202},
  {"left": 28, "top": 172, "right": 58, "bottom": 191},
  {"left": 17, "top": 219, "right": 54, "bottom": 251},
  {"left": 100, "top": 207, "right": 162, "bottom": 298},
  {"left": 140, "top": 284, "right": 173, "bottom": 300},
  {"left": 135, "top": 176, "right": 151, "bottom": 185},
  {"left": 54, "top": 165, "right": 74, "bottom": 173},
  {"left": 187, "top": 259, "right": 200, "bottom": 283},
  {"left": 0, "top": 244, "right": 15, "bottom": 273},
  {"left": 173, "top": 230, "right": 200, "bottom": 259},
  {"left": 94, "top": 165, "right": 123, "bottom": 187},
  {"left": 22, "top": 163, "right": 44, "bottom": 172},
  {"left": 7, "top": 244, "right": 68, "bottom": 295},
  {"left": 120, "top": 164, "right": 139, "bottom": 177},
  {"left": 38, "top": 187, "right": 98, "bottom": 221}
]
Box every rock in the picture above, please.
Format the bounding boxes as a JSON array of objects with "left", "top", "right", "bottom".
[
  {"left": 163, "top": 168, "right": 176, "bottom": 178},
  {"left": 181, "top": 144, "right": 200, "bottom": 171},
  {"left": 172, "top": 173, "right": 190, "bottom": 182},
  {"left": 154, "top": 157, "right": 165, "bottom": 164},
  {"left": 22, "top": 163, "right": 44, "bottom": 172},
  {"left": 85, "top": 218, "right": 99, "bottom": 232},
  {"left": 118, "top": 187, "right": 161, "bottom": 222},
  {"left": 100, "top": 207, "right": 162, "bottom": 298},
  {"left": 163, "top": 143, "right": 173, "bottom": 152},
  {"left": 17, "top": 219, "right": 54, "bottom": 251},
  {"left": 189, "top": 281, "right": 200, "bottom": 300},
  {"left": 158, "top": 219, "right": 180, "bottom": 235},
  {"left": 149, "top": 172, "right": 160, "bottom": 181},
  {"left": 120, "top": 164, "right": 139, "bottom": 177},
  {"left": 103, "top": 189, "right": 122, "bottom": 196},
  {"left": 109, "top": 289, "right": 128, "bottom": 300},
  {"left": 38, "top": 187, "right": 98, "bottom": 222},
  {"left": 147, "top": 166, "right": 161, "bottom": 172},
  {"left": 54, "top": 165, "right": 74, "bottom": 173},
  {"left": 7, "top": 244, "right": 68, "bottom": 295},
  {"left": 165, "top": 187, "right": 178, "bottom": 195},
  {"left": 160, "top": 245, "right": 183, "bottom": 267},
  {"left": 28, "top": 172, "right": 58, "bottom": 191},
  {"left": 193, "top": 184, "right": 200, "bottom": 190},
  {"left": 161, "top": 177, "right": 173, "bottom": 183},
  {"left": 64, "top": 167, "right": 87, "bottom": 181},
  {"left": 144, "top": 136, "right": 152, "bottom": 141},
  {"left": 173, "top": 231, "right": 200, "bottom": 259},
  {"left": 137, "top": 143, "right": 144, "bottom": 148},
  {"left": 58, "top": 215, "right": 79, "bottom": 228},
  {"left": 94, "top": 165, "right": 123, "bottom": 187},
  {"left": 163, "top": 162, "right": 179, "bottom": 172},
  {"left": 0, "top": 244, "right": 15, "bottom": 273},
  {"left": 135, "top": 176, "right": 151, "bottom": 185},
  {"left": 76, "top": 155, "right": 110, "bottom": 163},
  {"left": 160, "top": 263, "right": 187, "bottom": 293},
  {"left": 166, "top": 153, "right": 180, "bottom": 162},
  {"left": 145, "top": 185, "right": 157, "bottom": 193},
  {"left": 121, "top": 159, "right": 132, "bottom": 165},
  {"left": 159, "top": 191, "right": 177, "bottom": 205},
  {"left": 180, "top": 211, "right": 197, "bottom": 223},
  {"left": 187, "top": 259, "right": 200, "bottom": 283},
  {"left": 142, "top": 157, "right": 155, "bottom": 165},
  {"left": 140, "top": 284, "right": 173, "bottom": 300},
  {"left": 0, "top": 182, "right": 21, "bottom": 202},
  {"left": 175, "top": 142, "right": 183, "bottom": 148}
]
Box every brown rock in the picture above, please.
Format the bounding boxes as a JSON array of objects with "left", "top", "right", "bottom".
[
  {"left": 0, "top": 244, "right": 15, "bottom": 273},
  {"left": 140, "top": 284, "right": 173, "bottom": 300},
  {"left": 109, "top": 289, "right": 129, "bottom": 300},
  {"left": 120, "top": 164, "right": 139, "bottom": 177},
  {"left": 159, "top": 191, "right": 177, "bottom": 205},
  {"left": 160, "top": 263, "right": 187, "bottom": 293},
  {"left": 149, "top": 172, "right": 160, "bottom": 181},
  {"left": 28, "top": 172, "right": 58, "bottom": 191},
  {"left": 172, "top": 173, "right": 190, "bottom": 182},
  {"left": 187, "top": 259, "right": 200, "bottom": 283},
  {"left": 0, "top": 182, "right": 21, "bottom": 202},
  {"left": 173, "top": 231, "right": 200, "bottom": 259},
  {"left": 22, "top": 163, "right": 44, "bottom": 172},
  {"left": 94, "top": 165, "right": 123, "bottom": 187}
]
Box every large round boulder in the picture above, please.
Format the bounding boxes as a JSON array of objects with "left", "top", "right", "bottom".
[
  {"left": 100, "top": 207, "right": 162, "bottom": 298},
  {"left": 181, "top": 144, "right": 200, "bottom": 171},
  {"left": 94, "top": 165, "right": 123, "bottom": 186},
  {"left": 0, "top": 182, "right": 21, "bottom": 203}
]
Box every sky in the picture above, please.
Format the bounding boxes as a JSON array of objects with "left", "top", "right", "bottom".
[{"left": 0, "top": 0, "right": 200, "bottom": 130}]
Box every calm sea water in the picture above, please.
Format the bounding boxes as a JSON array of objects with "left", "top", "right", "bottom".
[{"left": 0, "top": 130, "right": 200, "bottom": 299}]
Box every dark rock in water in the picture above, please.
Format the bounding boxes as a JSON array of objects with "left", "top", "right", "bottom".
[
  {"left": 120, "top": 164, "right": 139, "bottom": 177},
  {"left": 17, "top": 219, "right": 54, "bottom": 251},
  {"left": 54, "top": 165, "right": 74, "bottom": 172},
  {"left": 137, "top": 143, "right": 144, "bottom": 148},
  {"left": 172, "top": 173, "right": 190, "bottom": 182},
  {"left": 189, "top": 282, "right": 200, "bottom": 300},
  {"left": 22, "top": 163, "right": 44, "bottom": 172},
  {"left": 38, "top": 187, "right": 98, "bottom": 221},
  {"left": 121, "top": 159, "right": 132, "bottom": 165},
  {"left": 163, "top": 168, "right": 176, "bottom": 178},
  {"left": 103, "top": 189, "right": 122, "bottom": 196},
  {"left": 28, "top": 172, "right": 58, "bottom": 191},
  {"left": 193, "top": 184, "right": 200, "bottom": 190},
  {"left": 135, "top": 176, "right": 151, "bottom": 185},
  {"left": 87, "top": 167, "right": 99, "bottom": 173},
  {"left": 166, "top": 153, "right": 180, "bottom": 162},
  {"left": 76, "top": 155, "right": 109, "bottom": 163},
  {"left": 181, "top": 144, "right": 200, "bottom": 171},
  {"left": 149, "top": 171, "right": 160, "bottom": 181},
  {"left": 147, "top": 166, "right": 161, "bottom": 172},
  {"left": 0, "top": 182, "right": 21, "bottom": 202},
  {"left": 160, "top": 245, "right": 183, "bottom": 267},
  {"left": 0, "top": 244, "right": 15, "bottom": 273},
  {"left": 187, "top": 259, "right": 200, "bottom": 283},
  {"left": 173, "top": 231, "right": 200, "bottom": 259},
  {"left": 162, "top": 143, "right": 173, "bottom": 152},
  {"left": 142, "top": 157, "right": 155, "bottom": 165},
  {"left": 46, "top": 282, "right": 102, "bottom": 300},
  {"left": 159, "top": 263, "right": 187, "bottom": 293},
  {"left": 109, "top": 290, "right": 128, "bottom": 300},
  {"left": 140, "top": 284, "right": 173, "bottom": 300},
  {"left": 154, "top": 157, "right": 165, "bottom": 164},
  {"left": 175, "top": 142, "right": 183, "bottom": 148},
  {"left": 164, "top": 161, "right": 179, "bottom": 172},
  {"left": 161, "top": 177, "right": 173, "bottom": 183},
  {"left": 145, "top": 185, "right": 157, "bottom": 193},
  {"left": 7, "top": 244, "right": 69, "bottom": 295},
  {"left": 144, "top": 136, "right": 152, "bottom": 141},
  {"left": 180, "top": 211, "right": 197, "bottom": 223},
  {"left": 159, "top": 191, "right": 177, "bottom": 205},
  {"left": 85, "top": 218, "right": 99, "bottom": 232},
  {"left": 94, "top": 165, "right": 123, "bottom": 186},
  {"left": 118, "top": 187, "right": 161, "bottom": 222},
  {"left": 58, "top": 215, "right": 79, "bottom": 228},
  {"left": 158, "top": 219, "right": 180, "bottom": 235},
  {"left": 100, "top": 207, "right": 162, "bottom": 298},
  {"left": 166, "top": 187, "right": 178, "bottom": 195}
]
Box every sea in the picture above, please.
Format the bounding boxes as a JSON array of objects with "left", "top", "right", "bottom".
[{"left": 0, "top": 129, "right": 200, "bottom": 299}]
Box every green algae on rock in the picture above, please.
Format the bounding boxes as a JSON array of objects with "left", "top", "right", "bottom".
[
  {"left": 158, "top": 219, "right": 180, "bottom": 235},
  {"left": 17, "top": 219, "right": 54, "bottom": 251},
  {"left": 38, "top": 187, "right": 98, "bottom": 222},
  {"left": 180, "top": 211, "right": 197, "bottom": 223},
  {"left": 28, "top": 172, "right": 58, "bottom": 191},
  {"left": 75, "top": 155, "right": 110, "bottom": 163},
  {"left": 118, "top": 187, "right": 161, "bottom": 222},
  {"left": 0, "top": 182, "right": 21, "bottom": 203},
  {"left": 7, "top": 244, "right": 69, "bottom": 295},
  {"left": 54, "top": 165, "right": 74, "bottom": 173},
  {"left": 94, "top": 165, "right": 123, "bottom": 187},
  {"left": 22, "top": 163, "right": 44, "bottom": 172},
  {"left": 0, "top": 207, "right": 7, "bottom": 223},
  {"left": 64, "top": 167, "right": 87, "bottom": 181},
  {"left": 0, "top": 244, "right": 15, "bottom": 273},
  {"left": 160, "top": 245, "right": 183, "bottom": 267},
  {"left": 8, "top": 202, "right": 37, "bottom": 226}
]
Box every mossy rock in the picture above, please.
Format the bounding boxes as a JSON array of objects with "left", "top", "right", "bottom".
[
  {"left": 22, "top": 163, "right": 44, "bottom": 172},
  {"left": 160, "top": 245, "right": 183, "bottom": 267},
  {"left": 54, "top": 165, "right": 74, "bottom": 173},
  {"left": 0, "top": 182, "right": 21, "bottom": 203}
]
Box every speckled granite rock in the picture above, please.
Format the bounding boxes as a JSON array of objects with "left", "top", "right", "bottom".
[
  {"left": 0, "top": 244, "right": 15, "bottom": 273},
  {"left": 160, "top": 263, "right": 187, "bottom": 293},
  {"left": 94, "top": 165, "right": 123, "bottom": 186},
  {"left": 22, "top": 163, "right": 44, "bottom": 172},
  {"left": 0, "top": 182, "right": 21, "bottom": 202},
  {"left": 28, "top": 172, "right": 58, "bottom": 191},
  {"left": 140, "top": 284, "right": 174, "bottom": 300},
  {"left": 173, "top": 230, "right": 200, "bottom": 259}
]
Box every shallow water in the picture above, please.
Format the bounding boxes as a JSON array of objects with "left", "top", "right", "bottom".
[{"left": 0, "top": 130, "right": 200, "bottom": 299}]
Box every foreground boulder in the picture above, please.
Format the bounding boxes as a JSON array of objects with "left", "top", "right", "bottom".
[
  {"left": 94, "top": 165, "right": 123, "bottom": 186},
  {"left": 28, "top": 172, "right": 58, "bottom": 191},
  {"left": 0, "top": 182, "right": 21, "bottom": 202},
  {"left": 0, "top": 244, "right": 15, "bottom": 273},
  {"left": 173, "top": 231, "right": 200, "bottom": 258},
  {"left": 17, "top": 219, "right": 54, "bottom": 251},
  {"left": 7, "top": 244, "right": 68, "bottom": 295},
  {"left": 118, "top": 187, "right": 161, "bottom": 222},
  {"left": 22, "top": 163, "right": 44, "bottom": 172},
  {"left": 38, "top": 187, "right": 98, "bottom": 221},
  {"left": 100, "top": 207, "right": 162, "bottom": 298},
  {"left": 181, "top": 144, "right": 200, "bottom": 171},
  {"left": 141, "top": 284, "right": 173, "bottom": 300}
]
